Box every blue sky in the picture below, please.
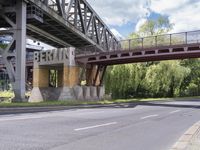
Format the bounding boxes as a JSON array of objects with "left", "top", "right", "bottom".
[
  {"left": 88, "top": 0, "right": 200, "bottom": 39},
  {"left": 110, "top": 12, "right": 163, "bottom": 38}
]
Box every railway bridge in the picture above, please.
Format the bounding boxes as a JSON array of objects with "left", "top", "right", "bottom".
[{"left": 0, "top": 0, "right": 118, "bottom": 101}]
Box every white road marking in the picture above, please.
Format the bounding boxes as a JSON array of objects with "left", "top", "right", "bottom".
[
  {"left": 169, "top": 110, "right": 181, "bottom": 114},
  {"left": 74, "top": 122, "right": 117, "bottom": 131},
  {"left": 0, "top": 115, "right": 47, "bottom": 122},
  {"left": 140, "top": 114, "right": 158, "bottom": 120},
  {"left": 0, "top": 110, "right": 107, "bottom": 122}
]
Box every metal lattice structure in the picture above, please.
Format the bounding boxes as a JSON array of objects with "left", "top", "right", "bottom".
[
  {"left": 27, "top": 0, "right": 119, "bottom": 52},
  {"left": 0, "top": 0, "right": 119, "bottom": 100}
]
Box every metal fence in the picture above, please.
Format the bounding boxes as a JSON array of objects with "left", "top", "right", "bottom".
[{"left": 120, "top": 30, "right": 200, "bottom": 51}]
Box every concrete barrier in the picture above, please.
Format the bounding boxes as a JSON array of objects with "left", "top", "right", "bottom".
[
  {"left": 90, "top": 86, "right": 98, "bottom": 101},
  {"left": 83, "top": 86, "right": 91, "bottom": 100},
  {"left": 97, "top": 86, "right": 105, "bottom": 100},
  {"left": 28, "top": 87, "right": 43, "bottom": 102},
  {"left": 73, "top": 86, "right": 84, "bottom": 100},
  {"left": 58, "top": 86, "right": 75, "bottom": 101}
]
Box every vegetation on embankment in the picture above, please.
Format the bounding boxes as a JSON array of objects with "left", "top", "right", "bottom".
[{"left": 0, "top": 96, "right": 200, "bottom": 108}]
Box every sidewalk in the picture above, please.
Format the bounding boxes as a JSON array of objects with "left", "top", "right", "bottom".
[
  {"left": 186, "top": 125, "right": 200, "bottom": 150},
  {"left": 171, "top": 121, "right": 200, "bottom": 150}
]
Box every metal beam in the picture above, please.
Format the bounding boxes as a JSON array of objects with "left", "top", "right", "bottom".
[
  {"left": 27, "top": 24, "right": 71, "bottom": 47},
  {"left": 56, "top": 0, "right": 65, "bottom": 17}
]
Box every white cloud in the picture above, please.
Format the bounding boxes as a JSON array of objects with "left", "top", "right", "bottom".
[
  {"left": 150, "top": 0, "right": 200, "bottom": 32},
  {"left": 135, "top": 18, "right": 147, "bottom": 32},
  {"left": 111, "top": 28, "right": 124, "bottom": 40},
  {"left": 86, "top": 0, "right": 200, "bottom": 37},
  {"left": 87, "top": 0, "right": 149, "bottom": 26}
]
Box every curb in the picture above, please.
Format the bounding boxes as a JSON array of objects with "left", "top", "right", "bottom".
[
  {"left": 170, "top": 121, "right": 200, "bottom": 150},
  {"left": 0, "top": 103, "right": 139, "bottom": 115}
]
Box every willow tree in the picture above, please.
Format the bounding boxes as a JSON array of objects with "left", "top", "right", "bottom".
[
  {"left": 128, "top": 16, "right": 174, "bottom": 49},
  {"left": 105, "top": 15, "right": 175, "bottom": 99},
  {"left": 105, "top": 63, "right": 148, "bottom": 99},
  {"left": 144, "top": 61, "right": 191, "bottom": 97}
]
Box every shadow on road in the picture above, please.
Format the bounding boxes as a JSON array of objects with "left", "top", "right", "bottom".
[
  {"left": 99, "top": 100, "right": 200, "bottom": 110},
  {"left": 0, "top": 99, "right": 200, "bottom": 115}
]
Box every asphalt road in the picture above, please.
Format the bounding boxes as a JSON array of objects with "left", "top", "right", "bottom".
[{"left": 0, "top": 100, "right": 200, "bottom": 150}]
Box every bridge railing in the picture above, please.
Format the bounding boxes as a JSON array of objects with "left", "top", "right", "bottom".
[
  {"left": 120, "top": 30, "right": 200, "bottom": 51},
  {"left": 76, "top": 30, "right": 200, "bottom": 56}
]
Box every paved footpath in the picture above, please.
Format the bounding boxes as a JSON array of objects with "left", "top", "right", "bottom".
[
  {"left": 171, "top": 121, "right": 200, "bottom": 150},
  {"left": 186, "top": 121, "right": 200, "bottom": 150}
]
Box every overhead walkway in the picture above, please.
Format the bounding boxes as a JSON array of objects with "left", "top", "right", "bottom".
[{"left": 76, "top": 30, "right": 200, "bottom": 65}]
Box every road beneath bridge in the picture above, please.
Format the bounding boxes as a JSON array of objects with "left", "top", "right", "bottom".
[{"left": 0, "top": 99, "right": 200, "bottom": 150}]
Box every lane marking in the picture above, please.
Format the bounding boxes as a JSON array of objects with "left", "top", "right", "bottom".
[
  {"left": 169, "top": 110, "right": 181, "bottom": 114},
  {"left": 74, "top": 122, "right": 117, "bottom": 131},
  {"left": 0, "top": 110, "right": 107, "bottom": 122},
  {"left": 140, "top": 114, "right": 158, "bottom": 120},
  {"left": 0, "top": 115, "right": 47, "bottom": 122}
]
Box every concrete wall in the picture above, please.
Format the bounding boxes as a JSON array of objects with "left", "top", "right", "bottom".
[
  {"left": 29, "top": 86, "right": 105, "bottom": 102},
  {"left": 33, "top": 68, "right": 49, "bottom": 88}
]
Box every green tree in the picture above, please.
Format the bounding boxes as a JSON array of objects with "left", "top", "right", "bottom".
[
  {"left": 127, "top": 16, "right": 174, "bottom": 49},
  {"left": 105, "top": 63, "right": 147, "bottom": 99},
  {"left": 179, "top": 59, "right": 200, "bottom": 96},
  {"left": 105, "top": 15, "right": 198, "bottom": 99},
  {"left": 130, "top": 16, "right": 173, "bottom": 38},
  {"left": 144, "top": 61, "right": 191, "bottom": 97}
]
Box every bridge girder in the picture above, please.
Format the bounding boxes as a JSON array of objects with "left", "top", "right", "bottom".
[{"left": 26, "top": 0, "right": 119, "bottom": 52}]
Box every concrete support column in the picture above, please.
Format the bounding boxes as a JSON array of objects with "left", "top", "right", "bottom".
[
  {"left": 33, "top": 68, "right": 49, "bottom": 88},
  {"left": 63, "top": 66, "right": 80, "bottom": 88},
  {"left": 57, "top": 69, "right": 63, "bottom": 87},
  {"left": 13, "top": 0, "right": 26, "bottom": 101},
  {"left": 86, "top": 65, "right": 100, "bottom": 86},
  {"left": 29, "top": 67, "right": 49, "bottom": 102}
]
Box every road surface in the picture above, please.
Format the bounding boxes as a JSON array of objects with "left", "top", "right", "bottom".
[{"left": 0, "top": 100, "right": 200, "bottom": 150}]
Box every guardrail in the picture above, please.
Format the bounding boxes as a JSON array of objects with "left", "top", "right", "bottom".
[
  {"left": 120, "top": 30, "right": 200, "bottom": 51},
  {"left": 76, "top": 30, "right": 200, "bottom": 56}
]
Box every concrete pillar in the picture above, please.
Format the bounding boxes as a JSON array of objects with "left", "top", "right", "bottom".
[
  {"left": 63, "top": 66, "right": 79, "bottom": 88},
  {"left": 33, "top": 68, "right": 49, "bottom": 88},
  {"left": 90, "top": 86, "right": 98, "bottom": 100},
  {"left": 98, "top": 86, "right": 105, "bottom": 100},
  {"left": 74, "top": 85, "right": 84, "bottom": 100},
  {"left": 13, "top": 0, "right": 26, "bottom": 101},
  {"left": 57, "top": 69, "right": 63, "bottom": 87},
  {"left": 83, "top": 86, "right": 91, "bottom": 100}
]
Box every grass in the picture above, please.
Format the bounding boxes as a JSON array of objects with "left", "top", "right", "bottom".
[
  {"left": 0, "top": 91, "right": 14, "bottom": 98},
  {"left": 0, "top": 94, "right": 200, "bottom": 108}
]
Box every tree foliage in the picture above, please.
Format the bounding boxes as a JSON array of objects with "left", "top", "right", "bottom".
[{"left": 105, "top": 15, "right": 200, "bottom": 99}]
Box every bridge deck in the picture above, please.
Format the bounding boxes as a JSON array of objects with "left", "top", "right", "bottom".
[{"left": 76, "top": 30, "right": 200, "bottom": 65}]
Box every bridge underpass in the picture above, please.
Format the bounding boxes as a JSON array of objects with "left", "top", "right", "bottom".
[{"left": 0, "top": 0, "right": 118, "bottom": 101}]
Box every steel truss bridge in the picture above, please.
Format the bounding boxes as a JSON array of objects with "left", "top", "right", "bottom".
[
  {"left": 1, "top": 30, "right": 200, "bottom": 86},
  {"left": 0, "top": 0, "right": 118, "bottom": 100}
]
